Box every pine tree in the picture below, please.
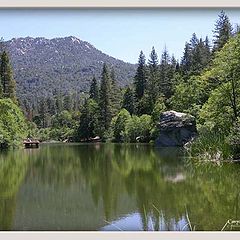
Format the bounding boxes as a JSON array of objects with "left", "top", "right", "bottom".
[
  {"left": 146, "top": 47, "right": 159, "bottom": 110},
  {"left": 190, "top": 33, "right": 199, "bottom": 49},
  {"left": 110, "top": 69, "right": 121, "bottom": 116},
  {"left": 181, "top": 42, "right": 192, "bottom": 77},
  {"left": 205, "top": 36, "right": 211, "bottom": 52},
  {"left": 148, "top": 47, "right": 159, "bottom": 71},
  {"left": 181, "top": 34, "right": 212, "bottom": 77},
  {"left": 191, "top": 35, "right": 203, "bottom": 74},
  {"left": 213, "top": 11, "right": 232, "bottom": 52},
  {"left": 99, "top": 63, "right": 113, "bottom": 133},
  {"left": 122, "top": 87, "right": 135, "bottom": 115},
  {"left": 0, "top": 51, "right": 17, "bottom": 102},
  {"left": 0, "top": 38, "right": 5, "bottom": 54},
  {"left": 0, "top": 76, "right": 2, "bottom": 98},
  {"left": 134, "top": 51, "right": 147, "bottom": 100},
  {"left": 159, "top": 47, "right": 174, "bottom": 99},
  {"left": 78, "top": 99, "right": 99, "bottom": 140},
  {"left": 89, "top": 76, "right": 99, "bottom": 102}
]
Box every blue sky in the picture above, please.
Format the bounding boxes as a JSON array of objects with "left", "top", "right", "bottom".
[{"left": 1, "top": 9, "right": 240, "bottom": 63}]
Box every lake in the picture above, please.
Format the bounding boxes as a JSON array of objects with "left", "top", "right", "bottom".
[{"left": 0, "top": 143, "right": 240, "bottom": 231}]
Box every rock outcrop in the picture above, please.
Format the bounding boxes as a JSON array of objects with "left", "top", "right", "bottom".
[{"left": 155, "top": 111, "right": 197, "bottom": 147}]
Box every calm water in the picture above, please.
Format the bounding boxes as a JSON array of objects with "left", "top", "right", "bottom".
[{"left": 0, "top": 143, "right": 240, "bottom": 231}]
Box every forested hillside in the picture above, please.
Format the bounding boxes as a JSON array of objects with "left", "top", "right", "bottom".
[{"left": 6, "top": 36, "right": 136, "bottom": 101}]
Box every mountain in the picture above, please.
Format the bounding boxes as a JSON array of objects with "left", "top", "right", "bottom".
[{"left": 6, "top": 36, "right": 137, "bottom": 102}]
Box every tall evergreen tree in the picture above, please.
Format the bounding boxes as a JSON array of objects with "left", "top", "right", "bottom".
[
  {"left": 99, "top": 63, "right": 113, "bottom": 133},
  {"left": 89, "top": 76, "right": 99, "bottom": 102},
  {"left": 213, "top": 11, "right": 232, "bottom": 52},
  {"left": 78, "top": 99, "right": 99, "bottom": 140},
  {"left": 0, "top": 76, "right": 2, "bottom": 98},
  {"left": 0, "top": 51, "right": 17, "bottom": 102},
  {"left": 191, "top": 36, "right": 205, "bottom": 74},
  {"left": 134, "top": 51, "right": 147, "bottom": 100},
  {"left": 190, "top": 33, "right": 199, "bottom": 49},
  {"left": 146, "top": 47, "right": 159, "bottom": 111},
  {"left": 122, "top": 87, "right": 135, "bottom": 115},
  {"left": 181, "top": 42, "right": 192, "bottom": 77},
  {"left": 0, "top": 38, "right": 5, "bottom": 54},
  {"left": 110, "top": 69, "right": 121, "bottom": 116},
  {"left": 159, "top": 48, "right": 175, "bottom": 99},
  {"left": 181, "top": 34, "right": 212, "bottom": 76},
  {"left": 148, "top": 47, "right": 159, "bottom": 71}
]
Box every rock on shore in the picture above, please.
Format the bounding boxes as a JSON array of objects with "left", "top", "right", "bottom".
[{"left": 155, "top": 111, "right": 197, "bottom": 147}]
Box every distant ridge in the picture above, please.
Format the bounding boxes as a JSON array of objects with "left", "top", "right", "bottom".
[{"left": 5, "top": 36, "right": 136, "bottom": 101}]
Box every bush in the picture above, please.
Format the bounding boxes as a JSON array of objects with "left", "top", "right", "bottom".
[
  {"left": 111, "top": 109, "right": 131, "bottom": 142},
  {"left": 124, "top": 114, "right": 153, "bottom": 143}
]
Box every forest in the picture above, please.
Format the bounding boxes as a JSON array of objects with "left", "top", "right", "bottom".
[{"left": 0, "top": 11, "right": 239, "bottom": 161}]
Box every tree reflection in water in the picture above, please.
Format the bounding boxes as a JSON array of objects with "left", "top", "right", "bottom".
[{"left": 0, "top": 143, "right": 240, "bottom": 230}]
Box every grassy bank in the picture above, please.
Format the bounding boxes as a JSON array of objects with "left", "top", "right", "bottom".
[{"left": 187, "top": 130, "right": 234, "bottom": 162}]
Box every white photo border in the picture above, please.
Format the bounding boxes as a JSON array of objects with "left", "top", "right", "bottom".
[{"left": 0, "top": 0, "right": 239, "bottom": 7}]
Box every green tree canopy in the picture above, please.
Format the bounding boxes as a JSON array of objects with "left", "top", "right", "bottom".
[
  {"left": 99, "top": 64, "right": 113, "bottom": 133},
  {"left": 0, "top": 99, "right": 27, "bottom": 148},
  {"left": 213, "top": 11, "right": 233, "bottom": 52},
  {"left": 0, "top": 51, "right": 17, "bottom": 102},
  {"left": 78, "top": 99, "right": 99, "bottom": 140},
  {"left": 89, "top": 76, "right": 99, "bottom": 102}
]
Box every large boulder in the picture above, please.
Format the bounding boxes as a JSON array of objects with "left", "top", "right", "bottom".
[{"left": 155, "top": 111, "right": 197, "bottom": 147}]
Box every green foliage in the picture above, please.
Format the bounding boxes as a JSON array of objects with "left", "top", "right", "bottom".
[
  {"left": 36, "top": 128, "right": 52, "bottom": 142},
  {"left": 52, "top": 110, "right": 75, "bottom": 129},
  {"left": 200, "top": 83, "right": 235, "bottom": 132},
  {"left": 180, "top": 34, "right": 211, "bottom": 77},
  {"left": 159, "top": 48, "right": 176, "bottom": 99},
  {"left": 228, "top": 118, "right": 240, "bottom": 145},
  {"left": 152, "top": 96, "right": 166, "bottom": 122},
  {"left": 146, "top": 47, "right": 160, "bottom": 107},
  {"left": 110, "top": 70, "right": 122, "bottom": 116},
  {"left": 124, "top": 114, "right": 153, "bottom": 143},
  {"left": 122, "top": 87, "right": 135, "bottom": 115},
  {"left": 188, "top": 130, "right": 232, "bottom": 161},
  {"left": 78, "top": 99, "right": 99, "bottom": 140},
  {"left": 199, "top": 33, "right": 240, "bottom": 132},
  {"left": 170, "top": 75, "right": 206, "bottom": 117},
  {"left": 0, "top": 99, "right": 27, "bottom": 148},
  {"left": 0, "top": 51, "right": 17, "bottom": 102},
  {"left": 213, "top": 10, "right": 233, "bottom": 52},
  {"left": 0, "top": 76, "right": 2, "bottom": 98},
  {"left": 111, "top": 109, "right": 131, "bottom": 142},
  {"left": 99, "top": 64, "right": 113, "bottom": 133},
  {"left": 89, "top": 76, "right": 99, "bottom": 102},
  {"left": 227, "top": 118, "right": 240, "bottom": 158},
  {"left": 134, "top": 51, "right": 147, "bottom": 100}
]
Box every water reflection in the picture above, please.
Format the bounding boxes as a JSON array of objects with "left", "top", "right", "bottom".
[
  {"left": 0, "top": 143, "right": 240, "bottom": 230},
  {"left": 0, "top": 149, "right": 29, "bottom": 230},
  {"left": 101, "top": 213, "right": 189, "bottom": 231}
]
